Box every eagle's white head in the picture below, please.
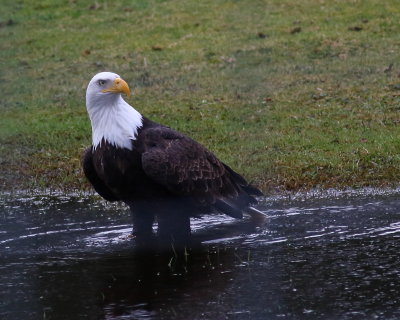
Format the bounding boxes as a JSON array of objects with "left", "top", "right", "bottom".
[{"left": 86, "top": 72, "right": 143, "bottom": 150}]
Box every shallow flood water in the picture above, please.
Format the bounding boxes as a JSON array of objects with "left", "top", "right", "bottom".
[{"left": 1, "top": 190, "right": 400, "bottom": 320}]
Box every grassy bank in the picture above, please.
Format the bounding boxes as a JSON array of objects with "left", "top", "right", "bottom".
[{"left": 1, "top": 0, "right": 400, "bottom": 192}]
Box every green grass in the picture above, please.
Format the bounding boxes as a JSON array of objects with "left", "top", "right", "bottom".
[{"left": 2, "top": 0, "right": 400, "bottom": 192}]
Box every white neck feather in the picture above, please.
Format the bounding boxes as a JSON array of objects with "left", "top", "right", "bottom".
[{"left": 86, "top": 95, "right": 143, "bottom": 150}]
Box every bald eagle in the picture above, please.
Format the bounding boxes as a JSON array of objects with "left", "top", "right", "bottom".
[{"left": 82, "top": 72, "right": 263, "bottom": 243}]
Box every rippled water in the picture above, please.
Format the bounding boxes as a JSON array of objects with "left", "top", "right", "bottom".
[{"left": 1, "top": 189, "right": 400, "bottom": 319}]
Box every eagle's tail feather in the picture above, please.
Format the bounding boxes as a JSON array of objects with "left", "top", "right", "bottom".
[{"left": 214, "top": 199, "right": 244, "bottom": 219}]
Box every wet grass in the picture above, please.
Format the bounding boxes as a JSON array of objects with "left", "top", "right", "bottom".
[{"left": 1, "top": 0, "right": 400, "bottom": 192}]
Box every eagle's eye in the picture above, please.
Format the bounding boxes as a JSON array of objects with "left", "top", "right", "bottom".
[{"left": 97, "top": 80, "right": 106, "bottom": 86}]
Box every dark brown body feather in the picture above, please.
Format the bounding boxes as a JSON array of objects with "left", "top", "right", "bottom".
[{"left": 82, "top": 117, "right": 262, "bottom": 239}]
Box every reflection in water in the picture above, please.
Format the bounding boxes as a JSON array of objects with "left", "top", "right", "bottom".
[
  {"left": 35, "top": 246, "right": 236, "bottom": 320},
  {"left": 1, "top": 190, "right": 400, "bottom": 319}
]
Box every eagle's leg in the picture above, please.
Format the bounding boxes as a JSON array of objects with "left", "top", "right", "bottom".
[
  {"left": 157, "top": 212, "right": 191, "bottom": 247},
  {"left": 128, "top": 203, "right": 155, "bottom": 240}
]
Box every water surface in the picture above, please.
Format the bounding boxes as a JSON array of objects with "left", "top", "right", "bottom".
[{"left": 1, "top": 189, "right": 400, "bottom": 319}]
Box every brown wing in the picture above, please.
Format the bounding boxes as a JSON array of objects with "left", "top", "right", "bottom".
[
  {"left": 140, "top": 127, "right": 261, "bottom": 218},
  {"left": 82, "top": 147, "right": 119, "bottom": 202}
]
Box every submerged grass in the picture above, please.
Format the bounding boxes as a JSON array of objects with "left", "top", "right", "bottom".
[{"left": 1, "top": 0, "right": 400, "bottom": 192}]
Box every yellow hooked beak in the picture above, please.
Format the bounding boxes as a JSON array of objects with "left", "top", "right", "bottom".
[{"left": 102, "top": 78, "right": 131, "bottom": 96}]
